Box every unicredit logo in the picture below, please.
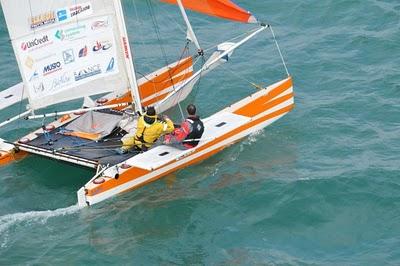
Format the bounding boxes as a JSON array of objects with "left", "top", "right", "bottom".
[{"left": 21, "top": 35, "right": 50, "bottom": 51}]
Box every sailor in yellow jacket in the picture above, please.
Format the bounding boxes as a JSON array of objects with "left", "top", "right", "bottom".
[{"left": 121, "top": 106, "right": 174, "bottom": 152}]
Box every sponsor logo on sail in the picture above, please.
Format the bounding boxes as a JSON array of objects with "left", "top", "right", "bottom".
[
  {"left": 21, "top": 35, "right": 50, "bottom": 51},
  {"left": 30, "top": 11, "right": 56, "bottom": 29},
  {"left": 33, "top": 82, "right": 45, "bottom": 93},
  {"left": 122, "top": 37, "right": 129, "bottom": 59},
  {"left": 29, "top": 3, "right": 91, "bottom": 30},
  {"left": 91, "top": 19, "right": 109, "bottom": 30},
  {"left": 25, "top": 56, "right": 34, "bottom": 69},
  {"left": 70, "top": 3, "right": 92, "bottom": 18},
  {"left": 74, "top": 64, "right": 101, "bottom": 81},
  {"left": 93, "top": 41, "right": 112, "bottom": 52},
  {"left": 29, "top": 70, "right": 39, "bottom": 81},
  {"left": 79, "top": 46, "right": 88, "bottom": 57},
  {"left": 79, "top": 46, "right": 88, "bottom": 58},
  {"left": 57, "top": 9, "right": 68, "bottom": 22},
  {"left": 35, "top": 53, "right": 57, "bottom": 63},
  {"left": 106, "top": 58, "right": 115, "bottom": 72},
  {"left": 55, "top": 25, "right": 86, "bottom": 41},
  {"left": 62, "top": 49, "right": 75, "bottom": 64},
  {"left": 43, "top": 61, "right": 62, "bottom": 76},
  {"left": 55, "top": 30, "right": 64, "bottom": 40},
  {"left": 51, "top": 72, "right": 72, "bottom": 90}
]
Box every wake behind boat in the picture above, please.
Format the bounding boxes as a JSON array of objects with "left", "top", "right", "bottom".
[{"left": 0, "top": 0, "right": 294, "bottom": 206}]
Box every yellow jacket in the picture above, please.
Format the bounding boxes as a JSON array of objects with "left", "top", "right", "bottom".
[{"left": 122, "top": 115, "right": 174, "bottom": 149}]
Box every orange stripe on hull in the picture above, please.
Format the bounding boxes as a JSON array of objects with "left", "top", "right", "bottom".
[
  {"left": 139, "top": 58, "right": 193, "bottom": 99},
  {"left": 197, "top": 105, "right": 294, "bottom": 155},
  {"left": 141, "top": 91, "right": 170, "bottom": 107},
  {"left": 234, "top": 77, "right": 293, "bottom": 117},
  {"left": 119, "top": 146, "right": 227, "bottom": 196},
  {"left": 106, "top": 92, "right": 132, "bottom": 110},
  {"left": 140, "top": 71, "right": 193, "bottom": 107},
  {"left": 0, "top": 150, "right": 28, "bottom": 166},
  {"left": 105, "top": 57, "right": 193, "bottom": 110},
  {"left": 0, "top": 151, "right": 14, "bottom": 166},
  {"left": 235, "top": 92, "right": 294, "bottom": 118},
  {"left": 86, "top": 167, "right": 150, "bottom": 196}
]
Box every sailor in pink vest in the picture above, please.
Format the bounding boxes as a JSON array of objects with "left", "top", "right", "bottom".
[{"left": 164, "top": 104, "right": 205, "bottom": 149}]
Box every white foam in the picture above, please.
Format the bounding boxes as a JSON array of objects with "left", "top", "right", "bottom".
[
  {"left": 238, "top": 130, "right": 264, "bottom": 153},
  {"left": 208, "top": 131, "right": 265, "bottom": 177},
  {"left": 247, "top": 130, "right": 265, "bottom": 144},
  {"left": 0, "top": 205, "right": 82, "bottom": 237},
  {"left": 0, "top": 231, "right": 9, "bottom": 248}
]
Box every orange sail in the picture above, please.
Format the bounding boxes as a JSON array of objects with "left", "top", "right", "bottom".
[{"left": 160, "top": 0, "right": 257, "bottom": 24}]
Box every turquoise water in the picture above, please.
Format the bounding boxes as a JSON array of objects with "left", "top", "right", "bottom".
[{"left": 1, "top": 0, "right": 400, "bottom": 264}]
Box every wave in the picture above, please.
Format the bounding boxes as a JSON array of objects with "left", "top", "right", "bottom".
[{"left": 0, "top": 205, "right": 82, "bottom": 238}]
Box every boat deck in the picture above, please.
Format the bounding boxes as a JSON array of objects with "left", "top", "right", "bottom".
[
  {"left": 17, "top": 110, "right": 137, "bottom": 167},
  {"left": 25, "top": 131, "right": 134, "bottom": 166},
  {"left": 17, "top": 109, "right": 253, "bottom": 169}
]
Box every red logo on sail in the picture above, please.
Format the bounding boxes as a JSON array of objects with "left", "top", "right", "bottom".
[
  {"left": 79, "top": 46, "right": 88, "bottom": 57},
  {"left": 92, "top": 41, "right": 112, "bottom": 52},
  {"left": 20, "top": 35, "right": 50, "bottom": 51}
]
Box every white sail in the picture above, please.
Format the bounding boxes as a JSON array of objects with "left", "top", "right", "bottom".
[
  {"left": 0, "top": 82, "right": 27, "bottom": 111},
  {"left": 0, "top": 0, "right": 139, "bottom": 110}
]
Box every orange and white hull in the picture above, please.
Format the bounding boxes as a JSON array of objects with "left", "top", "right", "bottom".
[{"left": 78, "top": 76, "right": 294, "bottom": 206}]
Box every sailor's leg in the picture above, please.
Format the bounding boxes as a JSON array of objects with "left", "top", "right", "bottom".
[
  {"left": 121, "top": 136, "right": 136, "bottom": 148},
  {"left": 115, "top": 136, "right": 138, "bottom": 154}
]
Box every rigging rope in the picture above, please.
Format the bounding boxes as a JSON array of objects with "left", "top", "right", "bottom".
[
  {"left": 131, "top": 0, "right": 141, "bottom": 25},
  {"left": 135, "top": 41, "right": 190, "bottom": 84},
  {"left": 28, "top": 0, "right": 34, "bottom": 33},
  {"left": 201, "top": 27, "right": 260, "bottom": 54},
  {"left": 154, "top": 0, "right": 187, "bottom": 36},
  {"left": 223, "top": 65, "right": 264, "bottom": 90},
  {"left": 16, "top": 85, "right": 27, "bottom": 132},
  {"left": 190, "top": 55, "right": 206, "bottom": 101},
  {"left": 269, "top": 25, "right": 290, "bottom": 76},
  {"left": 146, "top": 0, "right": 173, "bottom": 107},
  {"left": 17, "top": 0, "right": 35, "bottom": 132},
  {"left": 146, "top": 0, "right": 171, "bottom": 71},
  {"left": 146, "top": 0, "right": 197, "bottom": 121},
  {"left": 57, "top": 144, "right": 123, "bottom": 151},
  {"left": 171, "top": 43, "right": 191, "bottom": 120}
]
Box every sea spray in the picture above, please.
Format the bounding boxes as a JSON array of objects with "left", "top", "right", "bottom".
[{"left": 0, "top": 205, "right": 82, "bottom": 237}]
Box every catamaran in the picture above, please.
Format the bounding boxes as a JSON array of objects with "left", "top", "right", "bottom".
[{"left": 0, "top": 0, "right": 294, "bottom": 207}]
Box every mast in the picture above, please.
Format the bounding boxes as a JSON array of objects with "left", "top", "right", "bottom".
[
  {"left": 176, "top": 0, "right": 202, "bottom": 51},
  {"left": 113, "top": 0, "right": 143, "bottom": 113}
]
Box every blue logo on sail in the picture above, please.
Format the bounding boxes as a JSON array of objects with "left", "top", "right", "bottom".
[
  {"left": 29, "top": 70, "right": 39, "bottom": 81},
  {"left": 57, "top": 9, "right": 68, "bottom": 22},
  {"left": 106, "top": 58, "right": 115, "bottom": 72},
  {"left": 62, "top": 49, "right": 75, "bottom": 64},
  {"left": 74, "top": 64, "right": 101, "bottom": 81}
]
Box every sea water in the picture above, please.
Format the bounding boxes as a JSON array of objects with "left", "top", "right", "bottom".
[{"left": 0, "top": 0, "right": 399, "bottom": 264}]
